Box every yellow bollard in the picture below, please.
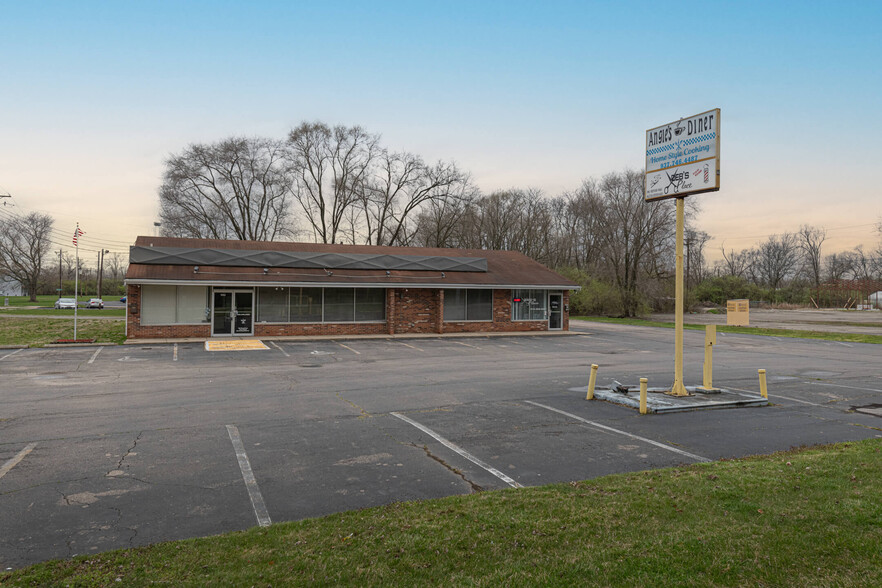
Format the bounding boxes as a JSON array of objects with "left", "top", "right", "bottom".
[
  {"left": 639, "top": 378, "right": 648, "bottom": 414},
  {"left": 702, "top": 325, "right": 716, "bottom": 390},
  {"left": 758, "top": 369, "right": 768, "bottom": 399},
  {"left": 586, "top": 364, "right": 599, "bottom": 400}
]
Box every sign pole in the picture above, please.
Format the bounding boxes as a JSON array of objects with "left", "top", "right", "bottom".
[{"left": 671, "top": 197, "right": 687, "bottom": 396}]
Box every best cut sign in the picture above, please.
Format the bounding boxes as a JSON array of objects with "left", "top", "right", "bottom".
[{"left": 645, "top": 108, "right": 720, "bottom": 201}]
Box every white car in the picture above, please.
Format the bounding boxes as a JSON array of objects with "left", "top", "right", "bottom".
[
  {"left": 87, "top": 298, "right": 104, "bottom": 309},
  {"left": 54, "top": 298, "right": 77, "bottom": 309}
]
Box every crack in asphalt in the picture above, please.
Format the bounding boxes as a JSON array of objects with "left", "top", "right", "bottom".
[
  {"left": 113, "top": 431, "right": 144, "bottom": 474},
  {"left": 413, "top": 443, "right": 483, "bottom": 494}
]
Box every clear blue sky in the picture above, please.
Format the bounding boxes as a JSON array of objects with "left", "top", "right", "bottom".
[{"left": 1, "top": 0, "right": 879, "bottom": 261}]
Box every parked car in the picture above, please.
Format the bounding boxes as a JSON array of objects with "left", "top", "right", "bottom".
[
  {"left": 54, "top": 298, "right": 77, "bottom": 310},
  {"left": 87, "top": 298, "right": 104, "bottom": 309},
  {"left": 120, "top": 295, "right": 127, "bottom": 303}
]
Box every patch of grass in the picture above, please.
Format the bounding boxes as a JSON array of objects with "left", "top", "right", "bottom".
[
  {"left": 0, "top": 307, "right": 125, "bottom": 317},
  {"left": 0, "top": 294, "right": 62, "bottom": 307},
  {"left": 3, "top": 440, "right": 881, "bottom": 586},
  {"left": 573, "top": 316, "right": 882, "bottom": 344},
  {"left": 0, "top": 317, "right": 125, "bottom": 347}
]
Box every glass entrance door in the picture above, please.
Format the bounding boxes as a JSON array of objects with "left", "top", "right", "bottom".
[
  {"left": 548, "top": 293, "right": 563, "bottom": 330},
  {"left": 233, "top": 291, "right": 253, "bottom": 335},
  {"left": 212, "top": 290, "right": 254, "bottom": 336}
]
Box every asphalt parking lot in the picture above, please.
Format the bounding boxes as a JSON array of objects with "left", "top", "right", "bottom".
[{"left": 2, "top": 321, "right": 881, "bottom": 569}]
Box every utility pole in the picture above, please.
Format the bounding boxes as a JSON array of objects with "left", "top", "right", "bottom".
[
  {"left": 97, "top": 249, "right": 109, "bottom": 299},
  {"left": 58, "top": 250, "right": 63, "bottom": 296}
]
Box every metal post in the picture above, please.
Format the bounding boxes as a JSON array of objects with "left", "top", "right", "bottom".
[
  {"left": 670, "top": 197, "right": 688, "bottom": 396},
  {"left": 586, "top": 364, "right": 599, "bottom": 400},
  {"left": 702, "top": 325, "right": 716, "bottom": 390},
  {"left": 639, "top": 378, "right": 648, "bottom": 414},
  {"left": 74, "top": 241, "right": 79, "bottom": 340},
  {"left": 758, "top": 369, "right": 768, "bottom": 399}
]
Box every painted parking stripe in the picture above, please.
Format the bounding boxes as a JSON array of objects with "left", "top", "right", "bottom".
[
  {"left": 0, "top": 443, "right": 37, "bottom": 480},
  {"left": 451, "top": 341, "right": 480, "bottom": 349},
  {"left": 727, "top": 386, "right": 826, "bottom": 407},
  {"left": 525, "top": 401, "right": 711, "bottom": 463},
  {"left": 173, "top": 343, "right": 178, "bottom": 361},
  {"left": 334, "top": 341, "right": 360, "bottom": 355},
  {"left": 0, "top": 348, "right": 23, "bottom": 361},
  {"left": 393, "top": 340, "right": 424, "bottom": 352},
  {"left": 391, "top": 412, "right": 523, "bottom": 488},
  {"left": 225, "top": 425, "right": 272, "bottom": 528},
  {"left": 808, "top": 381, "right": 882, "bottom": 394},
  {"left": 269, "top": 341, "right": 289, "bottom": 357},
  {"left": 88, "top": 347, "right": 103, "bottom": 364}
]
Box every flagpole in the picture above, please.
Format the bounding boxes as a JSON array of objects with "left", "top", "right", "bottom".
[{"left": 74, "top": 234, "right": 79, "bottom": 340}]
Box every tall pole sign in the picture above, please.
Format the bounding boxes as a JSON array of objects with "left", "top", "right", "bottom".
[{"left": 645, "top": 109, "right": 720, "bottom": 396}]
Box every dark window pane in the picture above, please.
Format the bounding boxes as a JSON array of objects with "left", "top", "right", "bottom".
[
  {"left": 257, "top": 287, "right": 288, "bottom": 322},
  {"left": 443, "top": 289, "right": 466, "bottom": 321},
  {"left": 355, "top": 288, "right": 385, "bottom": 321},
  {"left": 290, "top": 287, "right": 323, "bottom": 322},
  {"left": 467, "top": 289, "right": 492, "bottom": 321},
  {"left": 324, "top": 288, "right": 354, "bottom": 322}
]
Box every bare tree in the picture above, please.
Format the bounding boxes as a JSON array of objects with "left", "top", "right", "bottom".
[
  {"left": 361, "top": 151, "right": 471, "bottom": 246},
  {"left": 412, "top": 186, "right": 477, "bottom": 248},
  {"left": 798, "top": 224, "right": 826, "bottom": 287},
  {"left": 823, "top": 252, "right": 854, "bottom": 282},
  {"left": 105, "top": 252, "right": 127, "bottom": 280},
  {"left": 595, "top": 170, "right": 674, "bottom": 316},
  {"left": 685, "top": 228, "right": 711, "bottom": 287},
  {"left": 159, "top": 137, "right": 295, "bottom": 241},
  {"left": 0, "top": 211, "right": 54, "bottom": 301},
  {"left": 755, "top": 233, "right": 800, "bottom": 294},
  {"left": 717, "top": 245, "right": 752, "bottom": 278},
  {"left": 287, "top": 122, "right": 379, "bottom": 244}
]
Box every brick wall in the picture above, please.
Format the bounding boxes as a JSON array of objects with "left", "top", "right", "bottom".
[
  {"left": 389, "top": 288, "right": 439, "bottom": 334},
  {"left": 442, "top": 289, "right": 548, "bottom": 333},
  {"left": 126, "top": 284, "right": 569, "bottom": 339}
]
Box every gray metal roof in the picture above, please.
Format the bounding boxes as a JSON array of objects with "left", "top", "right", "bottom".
[{"left": 130, "top": 246, "right": 487, "bottom": 272}]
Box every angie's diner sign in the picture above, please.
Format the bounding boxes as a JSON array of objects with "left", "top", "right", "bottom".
[{"left": 645, "top": 108, "right": 720, "bottom": 201}]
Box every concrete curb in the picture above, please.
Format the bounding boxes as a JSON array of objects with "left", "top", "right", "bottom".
[{"left": 124, "top": 330, "right": 581, "bottom": 345}]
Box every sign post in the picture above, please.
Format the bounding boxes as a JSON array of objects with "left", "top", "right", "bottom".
[{"left": 645, "top": 109, "right": 720, "bottom": 396}]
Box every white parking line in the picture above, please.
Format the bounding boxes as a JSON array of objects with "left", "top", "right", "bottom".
[
  {"left": 0, "top": 348, "right": 23, "bottom": 361},
  {"left": 391, "top": 412, "right": 523, "bottom": 488},
  {"left": 524, "top": 401, "right": 711, "bottom": 463},
  {"left": 173, "top": 344, "right": 178, "bottom": 361},
  {"left": 335, "top": 341, "right": 360, "bottom": 355},
  {"left": 727, "top": 386, "right": 826, "bottom": 407},
  {"left": 394, "top": 340, "right": 424, "bottom": 352},
  {"left": 269, "top": 341, "right": 289, "bottom": 357},
  {"left": 88, "top": 347, "right": 103, "bottom": 364},
  {"left": 0, "top": 443, "right": 37, "bottom": 480},
  {"left": 452, "top": 341, "right": 480, "bottom": 349},
  {"left": 225, "top": 425, "right": 272, "bottom": 527},
  {"left": 808, "top": 381, "right": 882, "bottom": 394}
]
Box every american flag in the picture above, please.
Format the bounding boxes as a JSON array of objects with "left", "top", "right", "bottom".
[{"left": 73, "top": 224, "right": 84, "bottom": 247}]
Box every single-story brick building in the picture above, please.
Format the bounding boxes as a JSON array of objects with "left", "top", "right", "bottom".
[{"left": 124, "top": 237, "right": 578, "bottom": 339}]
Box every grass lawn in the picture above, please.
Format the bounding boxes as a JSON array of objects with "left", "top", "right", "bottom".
[
  {"left": 0, "top": 316, "right": 126, "bottom": 346},
  {"left": 3, "top": 440, "right": 880, "bottom": 587},
  {"left": 573, "top": 316, "right": 882, "bottom": 345},
  {"left": 0, "top": 307, "right": 126, "bottom": 317}
]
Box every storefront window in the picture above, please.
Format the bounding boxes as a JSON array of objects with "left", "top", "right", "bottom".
[
  {"left": 355, "top": 289, "right": 385, "bottom": 321},
  {"left": 257, "top": 287, "right": 289, "bottom": 322},
  {"left": 511, "top": 289, "right": 547, "bottom": 321},
  {"left": 141, "top": 285, "right": 209, "bottom": 325},
  {"left": 443, "top": 289, "right": 492, "bottom": 321},
  {"left": 290, "top": 287, "right": 323, "bottom": 322}
]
